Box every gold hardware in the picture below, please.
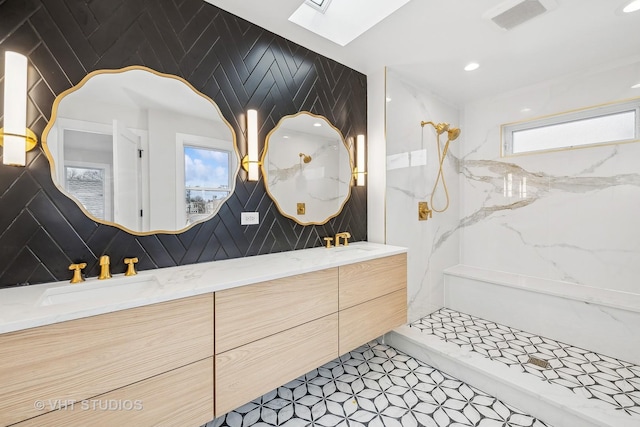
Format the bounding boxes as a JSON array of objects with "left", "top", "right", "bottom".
[
  {"left": 0, "top": 128, "right": 38, "bottom": 152},
  {"left": 335, "top": 231, "right": 351, "bottom": 246},
  {"left": 68, "top": 262, "right": 87, "bottom": 284},
  {"left": 323, "top": 237, "right": 334, "bottom": 248},
  {"left": 418, "top": 201, "right": 432, "bottom": 221},
  {"left": 98, "top": 255, "right": 111, "bottom": 280},
  {"left": 297, "top": 203, "right": 306, "bottom": 215},
  {"left": 298, "top": 153, "right": 312, "bottom": 163},
  {"left": 124, "top": 257, "right": 139, "bottom": 276},
  {"left": 420, "top": 120, "right": 461, "bottom": 214},
  {"left": 241, "top": 155, "right": 263, "bottom": 173}
]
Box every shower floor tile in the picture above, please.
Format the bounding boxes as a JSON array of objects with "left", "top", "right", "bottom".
[
  {"left": 410, "top": 308, "right": 640, "bottom": 418},
  {"left": 205, "top": 341, "right": 551, "bottom": 427}
]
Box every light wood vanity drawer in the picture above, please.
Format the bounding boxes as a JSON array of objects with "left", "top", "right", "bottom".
[
  {"left": 16, "top": 357, "right": 214, "bottom": 427},
  {"left": 0, "top": 294, "right": 214, "bottom": 426},
  {"left": 215, "top": 313, "right": 338, "bottom": 415},
  {"left": 215, "top": 268, "right": 338, "bottom": 353},
  {"left": 339, "top": 289, "right": 407, "bottom": 354},
  {"left": 339, "top": 253, "right": 407, "bottom": 310}
]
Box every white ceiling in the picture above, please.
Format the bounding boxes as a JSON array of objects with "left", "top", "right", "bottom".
[{"left": 204, "top": 0, "right": 640, "bottom": 107}]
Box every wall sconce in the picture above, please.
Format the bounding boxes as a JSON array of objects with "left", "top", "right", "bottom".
[
  {"left": 241, "top": 109, "right": 262, "bottom": 181},
  {"left": 1, "top": 51, "right": 38, "bottom": 166},
  {"left": 353, "top": 134, "right": 366, "bottom": 186}
]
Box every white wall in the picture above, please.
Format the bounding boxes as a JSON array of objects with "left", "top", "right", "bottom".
[
  {"left": 385, "top": 69, "right": 461, "bottom": 321},
  {"left": 459, "top": 58, "right": 640, "bottom": 294}
]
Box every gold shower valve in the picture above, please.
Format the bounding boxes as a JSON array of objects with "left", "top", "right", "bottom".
[{"left": 418, "top": 202, "right": 432, "bottom": 221}]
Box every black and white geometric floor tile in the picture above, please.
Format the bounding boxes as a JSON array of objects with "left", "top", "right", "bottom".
[
  {"left": 410, "top": 308, "right": 640, "bottom": 418},
  {"left": 205, "top": 341, "right": 551, "bottom": 427}
]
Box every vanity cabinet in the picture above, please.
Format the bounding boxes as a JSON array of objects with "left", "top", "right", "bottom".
[
  {"left": 0, "top": 294, "right": 214, "bottom": 427},
  {"left": 214, "top": 269, "right": 339, "bottom": 414},
  {"left": 0, "top": 248, "right": 407, "bottom": 425},
  {"left": 338, "top": 253, "right": 407, "bottom": 354}
]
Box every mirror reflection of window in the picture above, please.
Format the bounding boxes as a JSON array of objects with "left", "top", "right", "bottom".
[
  {"left": 65, "top": 165, "right": 108, "bottom": 220},
  {"left": 184, "top": 146, "right": 231, "bottom": 226}
]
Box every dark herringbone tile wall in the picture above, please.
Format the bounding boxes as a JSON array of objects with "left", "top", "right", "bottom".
[{"left": 0, "top": 0, "right": 367, "bottom": 288}]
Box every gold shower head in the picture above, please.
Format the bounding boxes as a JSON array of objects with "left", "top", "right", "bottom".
[{"left": 448, "top": 127, "right": 461, "bottom": 141}]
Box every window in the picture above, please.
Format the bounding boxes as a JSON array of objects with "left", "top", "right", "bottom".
[
  {"left": 65, "top": 165, "right": 108, "bottom": 220},
  {"left": 184, "top": 146, "right": 231, "bottom": 225},
  {"left": 305, "top": 0, "right": 332, "bottom": 13},
  {"left": 502, "top": 99, "right": 640, "bottom": 156}
]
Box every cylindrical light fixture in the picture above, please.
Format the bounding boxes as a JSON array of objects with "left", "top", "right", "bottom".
[
  {"left": 356, "top": 134, "right": 366, "bottom": 186},
  {"left": 1, "top": 51, "right": 37, "bottom": 166},
  {"left": 246, "top": 109, "right": 259, "bottom": 181}
]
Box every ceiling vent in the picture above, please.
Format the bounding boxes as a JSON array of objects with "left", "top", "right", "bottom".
[{"left": 483, "top": 0, "right": 557, "bottom": 31}]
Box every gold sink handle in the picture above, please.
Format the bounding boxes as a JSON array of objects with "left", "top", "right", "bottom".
[
  {"left": 124, "top": 257, "right": 139, "bottom": 276},
  {"left": 68, "top": 262, "right": 87, "bottom": 284},
  {"left": 323, "top": 237, "right": 334, "bottom": 248}
]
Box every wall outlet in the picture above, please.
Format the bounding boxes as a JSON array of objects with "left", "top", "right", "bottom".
[{"left": 241, "top": 212, "right": 259, "bottom": 225}]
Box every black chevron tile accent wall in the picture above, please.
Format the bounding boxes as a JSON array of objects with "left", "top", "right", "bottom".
[{"left": 0, "top": 0, "right": 367, "bottom": 288}]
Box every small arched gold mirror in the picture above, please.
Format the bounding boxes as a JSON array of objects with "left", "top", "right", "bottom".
[
  {"left": 261, "top": 112, "right": 352, "bottom": 225},
  {"left": 42, "top": 66, "right": 239, "bottom": 235}
]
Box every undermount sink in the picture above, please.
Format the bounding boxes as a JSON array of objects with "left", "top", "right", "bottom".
[
  {"left": 36, "top": 275, "right": 161, "bottom": 307},
  {"left": 331, "top": 245, "right": 376, "bottom": 253}
]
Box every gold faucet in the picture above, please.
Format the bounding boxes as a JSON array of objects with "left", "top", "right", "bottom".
[
  {"left": 98, "top": 255, "right": 111, "bottom": 280},
  {"left": 124, "top": 257, "right": 139, "bottom": 276},
  {"left": 335, "top": 232, "right": 351, "bottom": 246},
  {"left": 68, "top": 262, "right": 87, "bottom": 284}
]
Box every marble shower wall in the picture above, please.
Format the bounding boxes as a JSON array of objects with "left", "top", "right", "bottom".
[
  {"left": 460, "top": 59, "right": 640, "bottom": 294},
  {"left": 385, "top": 69, "right": 461, "bottom": 322}
]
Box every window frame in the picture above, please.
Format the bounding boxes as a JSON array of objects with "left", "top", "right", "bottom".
[{"left": 501, "top": 98, "right": 640, "bottom": 157}]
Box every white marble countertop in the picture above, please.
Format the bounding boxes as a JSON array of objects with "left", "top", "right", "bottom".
[{"left": 0, "top": 242, "right": 406, "bottom": 334}]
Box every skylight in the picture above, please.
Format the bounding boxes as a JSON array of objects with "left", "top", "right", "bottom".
[
  {"left": 304, "top": 0, "right": 332, "bottom": 14},
  {"left": 289, "top": 0, "right": 412, "bottom": 46}
]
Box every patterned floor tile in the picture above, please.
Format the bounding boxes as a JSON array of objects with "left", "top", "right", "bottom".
[
  {"left": 410, "top": 308, "right": 640, "bottom": 418},
  {"left": 204, "top": 341, "right": 551, "bottom": 427}
]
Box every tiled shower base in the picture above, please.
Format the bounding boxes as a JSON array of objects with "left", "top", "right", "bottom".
[
  {"left": 205, "top": 341, "right": 551, "bottom": 427},
  {"left": 409, "top": 309, "right": 640, "bottom": 417}
]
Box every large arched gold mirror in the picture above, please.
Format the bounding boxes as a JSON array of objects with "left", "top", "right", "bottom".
[
  {"left": 42, "top": 66, "right": 239, "bottom": 235},
  {"left": 261, "top": 112, "right": 352, "bottom": 225}
]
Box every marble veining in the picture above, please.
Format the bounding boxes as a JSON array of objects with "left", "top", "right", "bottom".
[
  {"left": 410, "top": 309, "right": 640, "bottom": 418},
  {"left": 205, "top": 341, "right": 551, "bottom": 427}
]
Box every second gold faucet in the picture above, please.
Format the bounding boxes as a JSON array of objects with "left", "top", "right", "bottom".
[
  {"left": 335, "top": 232, "right": 351, "bottom": 247},
  {"left": 98, "top": 255, "right": 111, "bottom": 279}
]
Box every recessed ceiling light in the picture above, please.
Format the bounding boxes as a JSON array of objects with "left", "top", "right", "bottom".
[
  {"left": 623, "top": 0, "right": 640, "bottom": 13},
  {"left": 632, "top": 82, "right": 640, "bottom": 89},
  {"left": 464, "top": 62, "right": 480, "bottom": 71}
]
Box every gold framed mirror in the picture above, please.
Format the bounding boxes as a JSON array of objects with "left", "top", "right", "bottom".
[
  {"left": 42, "top": 66, "right": 239, "bottom": 235},
  {"left": 261, "top": 111, "right": 353, "bottom": 225}
]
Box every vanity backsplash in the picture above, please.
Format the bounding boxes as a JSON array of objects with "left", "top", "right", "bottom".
[{"left": 0, "top": 0, "right": 367, "bottom": 288}]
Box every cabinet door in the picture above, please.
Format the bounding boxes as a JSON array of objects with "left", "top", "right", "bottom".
[
  {"left": 0, "top": 294, "right": 214, "bottom": 426},
  {"left": 339, "top": 289, "right": 407, "bottom": 354},
  {"left": 339, "top": 253, "right": 407, "bottom": 310},
  {"left": 216, "top": 314, "right": 338, "bottom": 415},
  {"left": 16, "top": 358, "right": 214, "bottom": 427},
  {"left": 215, "top": 268, "right": 338, "bottom": 353}
]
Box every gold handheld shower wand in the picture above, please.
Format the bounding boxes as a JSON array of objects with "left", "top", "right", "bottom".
[{"left": 421, "top": 120, "right": 461, "bottom": 214}]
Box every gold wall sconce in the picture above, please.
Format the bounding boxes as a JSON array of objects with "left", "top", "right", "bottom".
[
  {"left": 353, "top": 134, "right": 366, "bottom": 186},
  {"left": 241, "top": 109, "right": 262, "bottom": 181},
  {"left": 1, "top": 51, "right": 38, "bottom": 166}
]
